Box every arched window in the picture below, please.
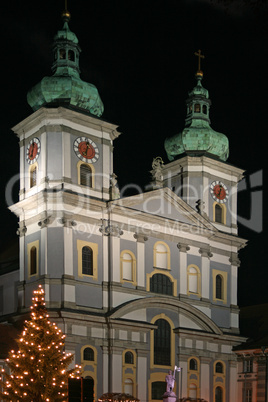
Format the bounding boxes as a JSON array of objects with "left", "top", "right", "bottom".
[
  {"left": 154, "top": 242, "right": 170, "bottom": 269},
  {"left": 216, "top": 274, "right": 223, "bottom": 300},
  {"left": 215, "top": 386, "right": 223, "bottom": 402},
  {"left": 121, "top": 252, "right": 133, "bottom": 281},
  {"left": 68, "top": 50, "right": 75, "bottom": 61},
  {"left": 202, "top": 105, "right": 207, "bottom": 114},
  {"left": 30, "top": 165, "right": 37, "bottom": 188},
  {"left": 80, "top": 164, "right": 92, "bottom": 187},
  {"left": 83, "top": 347, "right": 94, "bottom": 361},
  {"left": 30, "top": 246, "right": 37, "bottom": 275},
  {"left": 187, "top": 265, "right": 200, "bottom": 295},
  {"left": 215, "top": 362, "right": 224, "bottom": 373},
  {"left": 154, "top": 319, "right": 171, "bottom": 366},
  {"left": 120, "top": 251, "right": 136, "bottom": 284},
  {"left": 215, "top": 204, "right": 223, "bottom": 223},
  {"left": 189, "top": 358, "right": 198, "bottom": 371},
  {"left": 82, "top": 246, "right": 93, "bottom": 276},
  {"left": 194, "top": 103, "right": 200, "bottom": 113},
  {"left": 150, "top": 273, "right": 173, "bottom": 295},
  {"left": 152, "top": 382, "right": 166, "bottom": 400},
  {"left": 60, "top": 49, "right": 66, "bottom": 59},
  {"left": 125, "top": 351, "right": 134, "bottom": 365}
]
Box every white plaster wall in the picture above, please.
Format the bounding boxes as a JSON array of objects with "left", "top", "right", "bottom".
[{"left": 137, "top": 356, "right": 147, "bottom": 402}]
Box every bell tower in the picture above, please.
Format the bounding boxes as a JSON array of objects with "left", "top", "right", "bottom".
[
  {"left": 163, "top": 51, "right": 244, "bottom": 235},
  {"left": 9, "top": 7, "right": 120, "bottom": 309}
]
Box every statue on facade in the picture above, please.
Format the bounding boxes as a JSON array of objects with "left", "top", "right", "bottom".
[
  {"left": 150, "top": 156, "right": 164, "bottom": 189},
  {"left": 165, "top": 369, "right": 176, "bottom": 393},
  {"left": 110, "top": 173, "right": 120, "bottom": 200}
]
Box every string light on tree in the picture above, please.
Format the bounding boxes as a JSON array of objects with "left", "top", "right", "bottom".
[{"left": 0, "top": 285, "right": 81, "bottom": 401}]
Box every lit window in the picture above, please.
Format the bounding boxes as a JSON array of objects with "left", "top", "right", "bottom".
[
  {"left": 150, "top": 273, "right": 173, "bottom": 295},
  {"left": 194, "top": 104, "right": 200, "bottom": 113},
  {"left": 82, "top": 246, "right": 93, "bottom": 276},
  {"left": 60, "top": 49, "right": 66, "bottom": 59},
  {"left": 154, "top": 319, "right": 171, "bottom": 366}
]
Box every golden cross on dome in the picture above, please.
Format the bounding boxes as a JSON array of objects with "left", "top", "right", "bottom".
[{"left": 194, "top": 49, "right": 205, "bottom": 75}]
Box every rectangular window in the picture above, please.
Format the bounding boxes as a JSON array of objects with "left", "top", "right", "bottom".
[{"left": 243, "top": 359, "right": 253, "bottom": 373}]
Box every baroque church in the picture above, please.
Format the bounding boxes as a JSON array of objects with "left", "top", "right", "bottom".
[{"left": 0, "top": 7, "right": 248, "bottom": 402}]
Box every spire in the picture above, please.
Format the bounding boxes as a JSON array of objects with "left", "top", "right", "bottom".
[
  {"left": 164, "top": 51, "right": 229, "bottom": 162},
  {"left": 27, "top": 5, "right": 104, "bottom": 117}
]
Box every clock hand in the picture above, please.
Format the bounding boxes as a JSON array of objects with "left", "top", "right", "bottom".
[{"left": 82, "top": 142, "right": 90, "bottom": 156}]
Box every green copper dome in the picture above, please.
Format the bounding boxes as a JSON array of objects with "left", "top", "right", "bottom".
[
  {"left": 27, "top": 13, "right": 104, "bottom": 117},
  {"left": 164, "top": 73, "right": 229, "bottom": 161}
]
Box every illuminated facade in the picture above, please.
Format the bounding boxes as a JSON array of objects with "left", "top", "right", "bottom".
[{"left": 0, "top": 11, "right": 248, "bottom": 402}]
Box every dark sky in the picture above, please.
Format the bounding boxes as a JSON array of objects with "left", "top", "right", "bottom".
[{"left": 0, "top": 0, "right": 267, "bottom": 306}]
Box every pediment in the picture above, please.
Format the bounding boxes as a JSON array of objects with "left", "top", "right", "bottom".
[{"left": 112, "top": 187, "right": 215, "bottom": 231}]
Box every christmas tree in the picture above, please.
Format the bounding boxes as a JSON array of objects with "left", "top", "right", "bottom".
[{"left": 0, "top": 285, "right": 81, "bottom": 401}]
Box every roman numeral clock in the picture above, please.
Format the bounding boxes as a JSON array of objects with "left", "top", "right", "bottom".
[
  {"left": 73, "top": 137, "right": 99, "bottom": 163},
  {"left": 26, "top": 137, "right": 41, "bottom": 164},
  {"left": 210, "top": 180, "right": 229, "bottom": 203}
]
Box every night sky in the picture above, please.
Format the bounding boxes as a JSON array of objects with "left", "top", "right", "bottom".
[{"left": 0, "top": 0, "right": 267, "bottom": 307}]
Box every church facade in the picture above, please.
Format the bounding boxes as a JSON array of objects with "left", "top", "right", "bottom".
[{"left": 0, "top": 9, "right": 248, "bottom": 402}]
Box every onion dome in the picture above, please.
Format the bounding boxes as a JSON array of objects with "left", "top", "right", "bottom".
[
  {"left": 27, "top": 10, "right": 104, "bottom": 117},
  {"left": 164, "top": 52, "right": 229, "bottom": 161}
]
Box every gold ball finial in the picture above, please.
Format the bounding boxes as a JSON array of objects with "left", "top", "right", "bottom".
[
  {"left": 62, "top": 9, "right": 71, "bottom": 22},
  {"left": 62, "top": 0, "right": 71, "bottom": 22}
]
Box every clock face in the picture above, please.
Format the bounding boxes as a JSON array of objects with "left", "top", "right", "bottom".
[
  {"left": 210, "top": 181, "right": 229, "bottom": 203},
  {"left": 73, "top": 137, "right": 99, "bottom": 163},
  {"left": 26, "top": 137, "right": 41, "bottom": 164}
]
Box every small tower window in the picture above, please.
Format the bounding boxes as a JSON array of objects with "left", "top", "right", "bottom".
[
  {"left": 194, "top": 103, "right": 201, "bottom": 113},
  {"left": 215, "top": 204, "right": 223, "bottom": 223},
  {"left": 202, "top": 105, "right": 207, "bottom": 114},
  {"left": 80, "top": 164, "right": 92, "bottom": 187},
  {"left": 30, "top": 165, "right": 37, "bottom": 188},
  {"left": 60, "top": 49, "right": 66, "bottom": 59},
  {"left": 68, "top": 50, "right": 75, "bottom": 61}
]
